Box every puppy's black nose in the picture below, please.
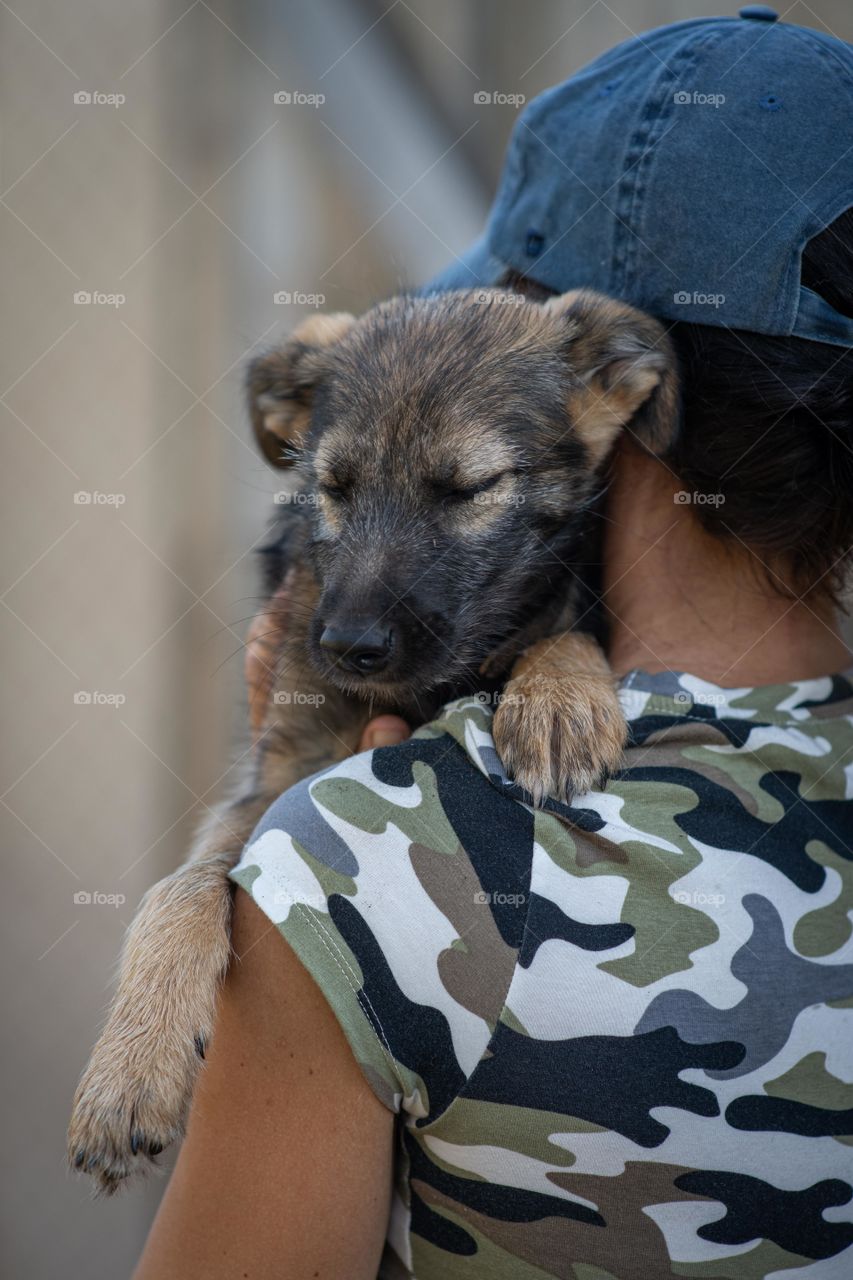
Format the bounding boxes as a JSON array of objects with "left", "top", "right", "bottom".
[{"left": 320, "top": 621, "right": 393, "bottom": 674}]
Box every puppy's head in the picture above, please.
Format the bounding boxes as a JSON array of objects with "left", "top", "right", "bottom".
[{"left": 248, "top": 289, "right": 678, "bottom": 700}]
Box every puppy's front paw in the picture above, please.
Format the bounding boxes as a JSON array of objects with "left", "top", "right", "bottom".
[
  {"left": 493, "top": 672, "right": 625, "bottom": 805},
  {"left": 69, "top": 851, "right": 235, "bottom": 1191},
  {"left": 67, "top": 1025, "right": 205, "bottom": 1193}
]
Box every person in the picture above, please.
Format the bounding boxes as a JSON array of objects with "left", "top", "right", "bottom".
[{"left": 135, "top": 11, "right": 853, "bottom": 1278}]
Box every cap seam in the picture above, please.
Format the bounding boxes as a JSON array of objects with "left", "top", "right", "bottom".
[
  {"left": 784, "top": 23, "right": 853, "bottom": 92},
  {"left": 616, "top": 25, "right": 733, "bottom": 298}
]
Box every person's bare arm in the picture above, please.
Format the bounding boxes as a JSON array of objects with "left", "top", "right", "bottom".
[{"left": 133, "top": 889, "right": 395, "bottom": 1280}]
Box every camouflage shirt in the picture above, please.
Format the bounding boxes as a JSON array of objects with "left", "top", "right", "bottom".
[{"left": 231, "top": 669, "right": 853, "bottom": 1279}]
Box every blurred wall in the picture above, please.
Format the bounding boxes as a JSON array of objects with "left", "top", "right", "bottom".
[{"left": 3, "top": 1, "right": 852, "bottom": 1276}]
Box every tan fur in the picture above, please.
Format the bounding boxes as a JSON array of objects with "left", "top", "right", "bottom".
[
  {"left": 250, "top": 312, "right": 356, "bottom": 465},
  {"left": 545, "top": 289, "right": 678, "bottom": 463},
  {"left": 68, "top": 850, "right": 250, "bottom": 1188}
]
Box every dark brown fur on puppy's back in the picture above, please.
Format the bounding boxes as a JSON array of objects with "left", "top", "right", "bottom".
[{"left": 69, "top": 288, "right": 678, "bottom": 1190}]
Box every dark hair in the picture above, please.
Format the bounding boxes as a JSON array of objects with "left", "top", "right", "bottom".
[
  {"left": 665, "top": 207, "right": 853, "bottom": 601},
  {"left": 504, "top": 207, "right": 853, "bottom": 601}
]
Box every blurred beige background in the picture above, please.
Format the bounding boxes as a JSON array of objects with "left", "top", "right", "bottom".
[{"left": 3, "top": 1, "right": 851, "bottom": 1276}]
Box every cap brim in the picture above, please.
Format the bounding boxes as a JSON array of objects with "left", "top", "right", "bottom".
[{"left": 419, "top": 234, "right": 507, "bottom": 294}]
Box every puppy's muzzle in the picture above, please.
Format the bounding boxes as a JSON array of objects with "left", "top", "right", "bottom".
[{"left": 319, "top": 619, "right": 394, "bottom": 675}]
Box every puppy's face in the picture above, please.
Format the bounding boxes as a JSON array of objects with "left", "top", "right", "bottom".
[{"left": 250, "top": 289, "right": 677, "bottom": 701}]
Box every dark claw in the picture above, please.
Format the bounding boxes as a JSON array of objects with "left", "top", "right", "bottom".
[
  {"left": 148, "top": 1141, "right": 164, "bottom": 1157},
  {"left": 74, "top": 1150, "right": 86, "bottom": 1169},
  {"left": 86, "top": 1154, "right": 100, "bottom": 1170},
  {"left": 130, "top": 1132, "right": 143, "bottom": 1155},
  {"left": 194, "top": 1034, "right": 206, "bottom": 1059}
]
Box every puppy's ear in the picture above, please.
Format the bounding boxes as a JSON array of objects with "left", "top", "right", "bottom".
[
  {"left": 247, "top": 313, "right": 356, "bottom": 467},
  {"left": 545, "top": 289, "right": 679, "bottom": 464}
]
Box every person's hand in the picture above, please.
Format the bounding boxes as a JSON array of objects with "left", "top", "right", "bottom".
[
  {"left": 245, "top": 587, "right": 411, "bottom": 750},
  {"left": 356, "top": 715, "right": 410, "bottom": 750}
]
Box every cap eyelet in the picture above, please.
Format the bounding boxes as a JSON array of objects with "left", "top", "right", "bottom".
[
  {"left": 599, "top": 78, "right": 622, "bottom": 97},
  {"left": 759, "top": 93, "right": 782, "bottom": 111},
  {"left": 525, "top": 230, "right": 545, "bottom": 256}
]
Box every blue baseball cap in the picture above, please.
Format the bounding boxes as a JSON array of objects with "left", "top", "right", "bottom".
[{"left": 425, "top": 8, "right": 853, "bottom": 346}]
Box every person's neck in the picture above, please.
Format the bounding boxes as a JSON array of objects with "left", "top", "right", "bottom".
[{"left": 602, "top": 440, "right": 850, "bottom": 687}]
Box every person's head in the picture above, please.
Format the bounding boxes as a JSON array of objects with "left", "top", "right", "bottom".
[
  {"left": 424, "top": 11, "right": 853, "bottom": 603},
  {"left": 662, "top": 208, "right": 853, "bottom": 601}
]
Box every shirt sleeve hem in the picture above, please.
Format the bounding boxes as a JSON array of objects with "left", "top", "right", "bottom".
[{"left": 231, "top": 872, "right": 404, "bottom": 1115}]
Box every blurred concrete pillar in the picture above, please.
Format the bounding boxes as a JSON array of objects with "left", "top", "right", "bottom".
[{"left": 1, "top": 2, "right": 251, "bottom": 1275}]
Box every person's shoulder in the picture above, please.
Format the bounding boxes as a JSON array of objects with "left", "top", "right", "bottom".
[
  {"left": 233, "top": 716, "right": 533, "bottom": 1119},
  {"left": 250, "top": 701, "right": 539, "bottom": 884}
]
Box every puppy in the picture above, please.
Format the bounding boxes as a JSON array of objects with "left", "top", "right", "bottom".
[{"left": 68, "top": 287, "right": 678, "bottom": 1190}]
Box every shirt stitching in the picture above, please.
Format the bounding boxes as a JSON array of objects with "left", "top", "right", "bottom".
[{"left": 293, "top": 901, "right": 407, "bottom": 1105}]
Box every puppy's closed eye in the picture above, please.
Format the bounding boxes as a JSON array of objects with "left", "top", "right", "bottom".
[
  {"left": 318, "top": 479, "right": 350, "bottom": 501},
  {"left": 440, "top": 471, "right": 511, "bottom": 502}
]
